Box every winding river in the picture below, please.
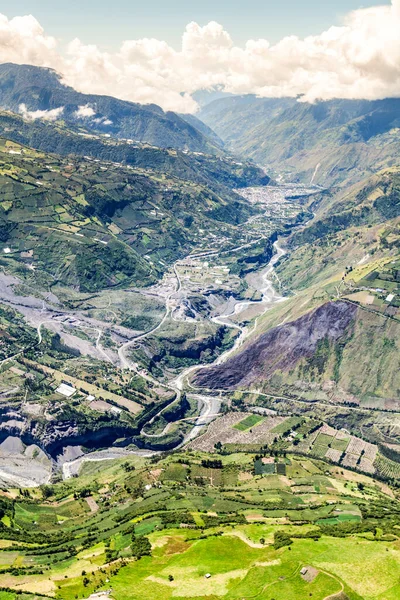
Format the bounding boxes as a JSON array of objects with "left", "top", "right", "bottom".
[{"left": 62, "top": 240, "right": 287, "bottom": 477}]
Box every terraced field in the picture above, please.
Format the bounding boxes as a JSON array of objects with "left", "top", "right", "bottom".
[
  {"left": 0, "top": 450, "right": 398, "bottom": 599},
  {"left": 0, "top": 138, "right": 261, "bottom": 294},
  {"left": 189, "top": 413, "right": 287, "bottom": 451}
]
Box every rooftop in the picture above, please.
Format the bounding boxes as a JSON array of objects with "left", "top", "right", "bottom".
[{"left": 56, "top": 383, "right": 76, "bottom": 397}]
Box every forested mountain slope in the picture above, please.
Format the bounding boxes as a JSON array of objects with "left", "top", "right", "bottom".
[
  {"left": 199, "top": 95, "right": 400, "bottom": 186},
  {"left": 0, "top": 136, "right": 262, "bottom": 292},
  {"left": 0, "top": 63, "right": 222, "bottom": 154},
  {"left": 0, "top": 110, "right": 269, "bottom": 197}
]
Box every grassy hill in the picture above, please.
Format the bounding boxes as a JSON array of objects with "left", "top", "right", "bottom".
[
  {"left": 0, "top": 135, "right": 264, "bottom": 293},
  {"left": 0, "top": 448, "right": 399, "bottom": 599},
  {"left": 199, "top": 95, "right": 400, "bottom": 186},
  {"left": 194, "top": 168, "right": 400, "bottom": 411}
]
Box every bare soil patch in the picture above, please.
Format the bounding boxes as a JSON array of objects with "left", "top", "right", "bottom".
[
  {"left": 86, "top": 496, "right": 99, "bottom": 513},
  {"left": 301, "top": 565, "right": 319, "bottom": 582}
]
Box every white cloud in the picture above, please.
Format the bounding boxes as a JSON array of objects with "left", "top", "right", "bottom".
[
  {"left": 1, "top": 2, "right": 400, "bottom": 113},
  {"left": 0, "top": 14, "right": 57, "bottom": 65},
  {"left": 74, "top": 104, "right": 96, "bottom": 118},
  {"left": 19, "top": 103, "right": 64, "bottom": 121},
  {"left": 93, "top": 116, "right": 113, "bottom": 125},
  {"left": 74, "top": 105, "right": 113, "bottom": 124}
]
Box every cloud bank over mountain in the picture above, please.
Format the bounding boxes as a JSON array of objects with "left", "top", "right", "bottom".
[
  {"left": 0, "top": 1, "right": 399, "bottom": 112},
  {"left": 18, "top": 103, "right": 64, "bottom": 121}
]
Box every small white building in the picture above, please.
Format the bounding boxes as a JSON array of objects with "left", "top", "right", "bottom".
[
  {"left": 386, "top": 294, "right": 395, "bottom": 303},
  {"left": 56, "top": 383, "right": 76, "bottom": 397}
]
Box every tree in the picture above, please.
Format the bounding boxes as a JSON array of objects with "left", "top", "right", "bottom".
[
  {"left": 131, "top": 535, "right": 151, "bottom": 559},
  {"left": 40, "top": 485, "right": 53, "bottom": 500}
]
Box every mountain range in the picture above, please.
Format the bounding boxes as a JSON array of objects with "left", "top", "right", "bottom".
[
  {"left": 0, "top": 58, "right": 399, "bottom": 600},
  {"left": 0, "top": 63, "right": 222, "bottom": 154},
  {"left": 199, "top": 95, "right": 400, "bottom": 187}
]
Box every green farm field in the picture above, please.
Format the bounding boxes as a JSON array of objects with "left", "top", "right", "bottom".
[
  {"left": 234, "top": 414, "right": 265, "bottom": 431},
  {"left": 107, "top": 532, "right": 400, "bottom": 600},
  {"left": 0, "top": 450, "right": 399, "bottom": 599}
]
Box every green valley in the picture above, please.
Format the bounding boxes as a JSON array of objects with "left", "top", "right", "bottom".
[
  {"left": 0, "top": 53, "right": 399, "bottom": 600},
  {"left": 199, "top": 96, "right": 400, "bottom": 187}
]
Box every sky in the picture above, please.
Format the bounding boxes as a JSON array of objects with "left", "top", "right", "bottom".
[
  {"left": 0, "top": 0, "right": 399, "bottom": 113},
  {"left": 0, "top": 1, "right": 391, "bottom": 49}
]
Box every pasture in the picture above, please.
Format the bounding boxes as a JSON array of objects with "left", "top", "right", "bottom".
[{"left": 0, "top": 450, "right": 399, "bottom": 599}]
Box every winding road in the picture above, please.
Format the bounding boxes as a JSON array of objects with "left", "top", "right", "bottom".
[
  {"left": 127, "top": 239, "right": 287, "bottom": 442},
  {"left": 24, "top": 202, "right": 291, "bottom": 475},
  {"left": 171, "top": 241, "right": 286, "bottom": 389},
  {"left": 117, "top": 265, "right": 182, "bottom": 371}
]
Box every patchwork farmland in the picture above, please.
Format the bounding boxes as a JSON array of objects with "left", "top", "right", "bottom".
[
  {"left": 188, "top": 412, "right": 399, "bottom": 482},
  {"left": 189, "top": 412, "right": 287, "bottom": 451}
]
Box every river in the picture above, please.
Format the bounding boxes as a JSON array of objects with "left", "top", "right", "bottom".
[{"left": 62, "top": 239, "right": 287, "bottom": 477}]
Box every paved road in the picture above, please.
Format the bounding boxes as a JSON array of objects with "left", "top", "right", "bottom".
[
  {"left": 62, "top": 448, "right": 155, "bottom": 479},
  {"left": 112, "top": 238, "right": 287, "bottom": 445},
  {"left": 118, "top": 268, "right": 181, "bottom": 371}
]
